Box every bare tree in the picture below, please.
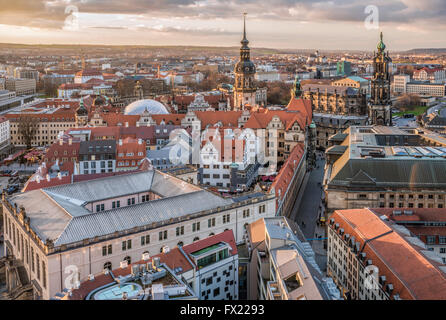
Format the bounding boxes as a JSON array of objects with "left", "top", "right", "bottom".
[{"left": 18, "top": 116, "right": 39, "bottom": 149}]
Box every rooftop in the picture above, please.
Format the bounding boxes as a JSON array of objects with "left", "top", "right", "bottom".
[{"left": 331, "top": 208, "right": 446, "bottom": 300}]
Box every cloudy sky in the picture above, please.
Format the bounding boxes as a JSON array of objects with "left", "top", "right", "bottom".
[{"left": 0, "top": 0, "right": 445, "bottom": 50}]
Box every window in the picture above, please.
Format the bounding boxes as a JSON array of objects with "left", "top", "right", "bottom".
[
  {"left": 141, "top": 235, "right": 150, "bottom": 246},
  {"left": 124, "top": 256, "right": 131, "bottom": 265},
  {"left": 259, "top": 205, "right": 266, "bottom": 214},
  {"left": 176, "top": 226, "right": 184, "bottom": 237},
  {"left": 213, "top": 288, "right": 220, "bottom": 297},
  {"left": 122, "top": 239, "right": 132, "bottom": 251},
  {"left": 208, "top": 218, "right": 216, "bottom": 228},
  {"left": 192, "top": 222, "right": 201, "bottom": 232},
  {"left": 36, "top": 254, "right": 40, "bottom": 280},
  {"left": 31, "top": 247, "right": 35, "bottom": 272},
  {"left": 243, "top": 209, "right": 250, "bottom": 218},
  {"left": 159, "top": 230, "right": 168, "bottom": 241},
  {"left": 427, "top": 236, "right": 436, "bottom": 245},
  {"left": 358, "top": 194, "right": 367, "bottom": 199},
  {"left": 102, "top": 246, "right": 107, "bottom": 256},
  {"left": 440, "top": 237, "right": 446, "bottom": 245},
  {"left": 223, "top": 214, "right": 230, "bottom": 224},
  {"left": 42, "top": 261, "right": 47, "bottom": 289},
  {"left": 104, "top": 262, "right": 112, "bottom": 270}
]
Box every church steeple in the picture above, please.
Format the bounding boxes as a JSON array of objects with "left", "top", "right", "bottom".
[
  {"left": 233, "top": 13, "right": 257, "bottom": 110},
  {"left": 241, "top": 13, "right": 249, "bottom": 47},
  {"left": 291, "top": 75, "right": 302, "bottom": 98},
  {"left": 369, "top": 31, "right": 392, "bottom": 126}
]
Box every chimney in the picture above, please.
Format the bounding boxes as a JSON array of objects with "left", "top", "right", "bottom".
[
  {"left": 125, "top": 122, "right": 129, "bottom": 128},
  {"left": 36, "top": 176, "right": 40, "bottom": 184},
  {"left": 46, "top": 174, "right": 50, "bottom": 182},
  {"left": 68, "top": 138, "right": 72, "bottom": 145},
  {"left": 119, "top": 139, "right": 123, "bottom": 146},
  {"left": 59, "top": 139, "right": 63, "bottom": 146},
  {"left": 57, "top": 172, "right": 62, "bottom": 180},
  {"left": 138, "top": 139, "right": 142, "bottom": 145}
]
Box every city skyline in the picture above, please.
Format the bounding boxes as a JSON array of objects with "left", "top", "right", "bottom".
[{"left": 0, "top": 0, "right": 446, "bottom": 51}]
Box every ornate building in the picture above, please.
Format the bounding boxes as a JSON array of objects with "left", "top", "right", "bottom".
[
  {"left": 369, "top": 32, "right": 392, "bottom": 126},
  {"left": 75, "top": 99, "right": 89, "bottom": 127},
  {"left": 234, "top": 14, "right": 258, "bottom": 110},
  {"left": 302, "top": 83, "right": 368, "bottom": 149}
]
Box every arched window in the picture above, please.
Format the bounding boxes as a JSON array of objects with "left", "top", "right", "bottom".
[
  {"left": 209, "top": 233, "right": 215, "bottom": 237},
  {"left": 124, "top": 256, "right": 131, "bottom": 265},
  {"left": 244, "top": 223, "right": 249, "bottom": 230},
  {"left": 224, "top": 229, "right": 229, "bottom": 232},
  {"left": 177, "top": 241, "right": 184, "bottom": 247},
  {"left": 104, "top": 262, "right": 112, "bottom": 271},
  {"left": 193, "top": 237, "right": 200, "bottom": 242}
]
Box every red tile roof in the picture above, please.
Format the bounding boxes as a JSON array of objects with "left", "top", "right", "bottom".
[
  {"left": 331, "top": 208, "right": 446, "bottom": 300},
  {"left": 269, "top": 143, "right": 305, "bottom": 207}
]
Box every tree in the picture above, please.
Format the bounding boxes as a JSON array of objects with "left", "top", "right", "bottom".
[
  {"left": 18, "top": 116, "right": 39, "bottom": 149},
  {"left": 264, "top": 81, "right": 292, "bottom": 105},
  {"left": 395, "top": 93, "right": 421, "bottom": 111}
]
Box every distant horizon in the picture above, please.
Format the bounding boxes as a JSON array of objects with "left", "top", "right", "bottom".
[
  {"left": 1, "top": 1, "right": 446, "bottom": 51},
  {"left": 1, "top": 42, "right": 445, "bottom": 54}
]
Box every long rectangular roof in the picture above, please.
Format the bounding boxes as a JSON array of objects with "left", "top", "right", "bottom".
[{"left": 10, "top": 169, "right": 232, "bottom": 247}]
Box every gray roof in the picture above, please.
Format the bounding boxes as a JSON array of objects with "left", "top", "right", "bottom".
[
  {"left": 44, "top": 171, "right": 156, "bottom": 215},
  {"left": 329, "top": 158, "right": 446, "bottom": 188},
  {"left": 56, "top": 190, "right": 231, "bottom": 246},
  {"left": 11, "top": 170, "right": 231, "bottom": 247},
  {"left": 327, "top": 126, "right": 446, "bottom": 189}
]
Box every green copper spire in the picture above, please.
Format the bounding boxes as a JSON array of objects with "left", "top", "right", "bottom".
[
  {"left": 377, "top": 31, "right": 386, "bottom": 52},
  {"left": 292, "top": 75, "right": 302, "bottom": 98}
]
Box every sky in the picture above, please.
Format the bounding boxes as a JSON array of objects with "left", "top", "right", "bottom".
[{"left": 0, "top": 0, "right": 445, "bottom": 51}]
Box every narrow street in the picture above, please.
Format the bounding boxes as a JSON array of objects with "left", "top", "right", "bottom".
[
  {"left": 289, "top": 153, "right": 327, "bottom": 271},
  {"left": 291, "top": 155, "right": 325, "bottom": 239}
]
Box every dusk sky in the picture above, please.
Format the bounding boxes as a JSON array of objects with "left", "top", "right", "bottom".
[{"left": 0, "top": 0, "right": 445, "bottom": 51}]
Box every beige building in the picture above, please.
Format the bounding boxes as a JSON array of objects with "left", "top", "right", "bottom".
[
  {"left": 324, "top": 126, "right": 446, "bottom": 214},
  {"left": 332, "top": 76, "right": 370, "bottom": 94},
  {"left": 302, "top": 84, "right": 368, "bottom": 149},
  {"left": 2, "top": 169, "right": 275, "bottom": 299},
  {"left": 5, "top": 100, "right": 78, "bottom": 147},
  {"left": 5, "top": 78, "right": 36, "bottom": 96}
]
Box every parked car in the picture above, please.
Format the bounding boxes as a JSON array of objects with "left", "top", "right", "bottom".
[
  {"left": 6, "top": 184, "right": 19, "bottom": 195},
  {"left": 11, "top": 170, "right": 18, "bottom": 177},
  {"left": 1, "top": 170, "right": 12, "bottom": 177}
]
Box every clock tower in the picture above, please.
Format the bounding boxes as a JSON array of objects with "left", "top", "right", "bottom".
[{"left": 234, "top": 13, "right": 257, "bottom": 110}]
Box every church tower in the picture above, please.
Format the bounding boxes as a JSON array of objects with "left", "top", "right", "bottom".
[
  {"left": 134, "top": 80, "right": 144, "bottom": 100},
  {"left": 76, "top": 99, "right": 89, "bottom": 128},
  {"left": 369, "top": 32, "right": 392, "bottom": 126},
  {"left": 291, "top": 75, "right": 302, "bottom": 98},
  {"left": 234, "top": 13, "right": 257, "bottom": 110}
]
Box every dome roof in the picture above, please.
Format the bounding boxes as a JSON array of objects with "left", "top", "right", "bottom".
[
  {"left": 235, "top": 60, "right": 256, "bottom": 74},
  {"left": 124, "top": 99, "right": 169, "bottom": 116}
]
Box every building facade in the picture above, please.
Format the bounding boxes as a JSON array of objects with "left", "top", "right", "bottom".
[
  {"left": 1, "top": 169, "right": 275, "bottom": 299},
  {"left": 327, "top": 208, "right": 446, "bottom": 300}
]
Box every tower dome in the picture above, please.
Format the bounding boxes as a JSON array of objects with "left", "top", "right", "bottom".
[{"left": 377, "top": 32, "right": 386, "bottom": 52}]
